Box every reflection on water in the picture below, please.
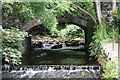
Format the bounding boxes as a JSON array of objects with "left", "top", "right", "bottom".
[{"left": 22, "top": 49, "right": 97, "bottom": 65}]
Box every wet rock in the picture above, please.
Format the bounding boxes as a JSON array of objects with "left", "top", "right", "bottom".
[
  {"left": 48, "top": 42, "right": 53, "bottom": 44},
  {"left": 32, "top": 43, "right": 38, "bottom": 48},
  {"left": 51, "top": 44, "right": 62, "bottom": 49},
  {"left": 51, "top": 35, "right": 59, "bottom": 38},
  {"left": 93, "top": 66, "right": 99, "bottom": 70},
  {"left": 80, "top": 42, "right": 85, "bottom": 45},
  {"left": 38, "top": 42, "right": 43, "bottom": 47},
  {"left": 65, "top": 40, "right": 80, "bottom": 46},
  {"left": 32, "top": 42, "right": 43, "bottom": 48},
  {"left": 72, "top": 67, "right": 76, "bottom": 70},
  {"left": 51, "top": 42, "right": 62, "bottom": 49},
  {"left": 81, "top": 67, "right": 86, "bottom": 69}
]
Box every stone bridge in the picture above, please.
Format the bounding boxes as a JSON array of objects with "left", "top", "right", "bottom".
[{"left": 22, "top": 15, "right": 95, "bottom": 51}]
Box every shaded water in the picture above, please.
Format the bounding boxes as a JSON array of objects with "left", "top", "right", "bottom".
[
  {"left": 2, "top": 45, "right": 101, "bottom": 78},
  {"left": 22, "top": 49, "right": 97, "bottom": 65}
]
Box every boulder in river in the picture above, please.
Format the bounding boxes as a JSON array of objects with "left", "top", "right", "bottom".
[
  {"left": 65, "top": 40, "right": 80, "bottom": 46},
  {"left": 51, "top": 42, "right": 62, "bottom": 49},
  {"left": 32, "top": 42, "right": 43, "bottom": 48},
  {"left": 38, "top": 42, "right": 43, "bottom": 47}
]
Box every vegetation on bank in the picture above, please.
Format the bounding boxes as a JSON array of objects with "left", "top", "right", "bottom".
[
  {"left": 0, "top": 27, "right": 27, "bottom": 65},
  {"left": 89, "top": 3, "right": 119, "bottom": 79},
  {"left": 102, "top": 59, "right": 118, "bottom": 80}
]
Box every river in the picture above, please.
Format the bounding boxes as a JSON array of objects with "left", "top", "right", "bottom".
[{"left": 2, "top": 43, "right": 101, "bottom": 79}]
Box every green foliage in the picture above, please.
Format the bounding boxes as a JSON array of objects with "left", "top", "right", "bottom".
[
  {"left": 108, "top": 27, "right": 119, "bottom": 42},
  {"left": 89, "top": 36, "right": 102, "bottom": 56},
  {"left": 30, "top": 2, "right": 75, "bottom": 36},
  {"left": 39, "top": 9, "right": 58, "bottom": 36},
  {"left": 111, "top": 6, "right": 119, "bottom": 42},
  {"left": 74, "top": 1, "right": 97, "bottom": 19},
  {"left": 14, "top": 2, "right": 34, "bottom": 24},
  {"left": 2, "top": 2, "right": 34, "bottom": 25},
  {"left": 102, "top": 59, "right": 117, "bottom": 80},
  {"left": 0, "top": 27, "right": 28, "bottom": 65},
  {"left": 89, "top": 22, "right": 119, "bottom": 56},
  {"left": 89, "top": 23, "right": 118, "bottom": 79},
  {"left": 113, "top": 27, "right": 119, "bottom": 42},
  {"left": 89, "top": 23, "right": 110, "bottom": 56},
  {"left": 58, "top": 24, "right": 85, "bottom": 38},
  {"left": 112, "top": 6, "right": 120, "bottom": 27},
  {"left": 2, "top": 2, "right": 96, "bottom": 37},
  {"left": 2, "top": 3, "right": 13, "bottom": 17},
  {"left": 51, "top": 2, "right": 75, "bottom": 16},
  {"left": 95, "top": 23, "right": 111, "bottom": 42}
]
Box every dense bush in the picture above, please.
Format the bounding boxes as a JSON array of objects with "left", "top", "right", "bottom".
[
  {"left": 89, "top": 22, "right": 118, "bottom": 56},
  {"left": 58, "top": 24, "right": 85, "bottom": 38},
  {"left": 0, "top": 27, "right": 27, "bottom": 66},
  {"left": 89, "top": 23, "right": 108, "bottom": 56},
  {"left": 102, "top": 59, "right": 117, "bottom": 80}
]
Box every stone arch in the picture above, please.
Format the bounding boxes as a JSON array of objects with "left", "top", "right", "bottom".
[
  {"left": 57, "top": 16, "right": 95, "bottom": 51},
  {"left": 23, "top": 16, "right": 95, "bottom": 51}
]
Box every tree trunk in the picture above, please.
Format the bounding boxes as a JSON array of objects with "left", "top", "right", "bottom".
[
  {"left": 96, "top": 0, "right": 102, "bottom": 24},
  {"left": 113, "top": 0, "right": 116, "bottom": 10}
]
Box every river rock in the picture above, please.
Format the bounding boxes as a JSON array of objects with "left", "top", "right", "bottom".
[
  {"left": 65, "top": 40, "right": 80, "bottom": 46},
  {"left": 32, "top": 42, "right": 43, "bottom": 48},
  {"left": 80, "top": 42, "right": 85, "bottom": 45},
  {"left": 38, "top": 42, "right": 43, "bottom": 47},
  {"left": 51, "top": 42, "right": 62, "bottom": 49}
]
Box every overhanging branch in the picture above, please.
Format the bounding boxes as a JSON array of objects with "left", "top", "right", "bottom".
[{"left": 72, "top": 4, "right": 97, "bottom": 26}]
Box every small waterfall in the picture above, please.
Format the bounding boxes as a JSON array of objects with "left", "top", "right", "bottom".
[
  {"left": 34, "top": 42, "right": 84, "bottom": 50},
  {"left": 2, "top": 65, "right": 101, "bottom": 78}
]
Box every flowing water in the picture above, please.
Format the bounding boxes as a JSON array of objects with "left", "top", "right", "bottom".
[{"left": 2, "top": 43, "right": 101, "bottom": 79}]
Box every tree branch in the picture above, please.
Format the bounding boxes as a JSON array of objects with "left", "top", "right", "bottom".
[{"left": 72, "top": 3, "right": 97, "bottom": 26}]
